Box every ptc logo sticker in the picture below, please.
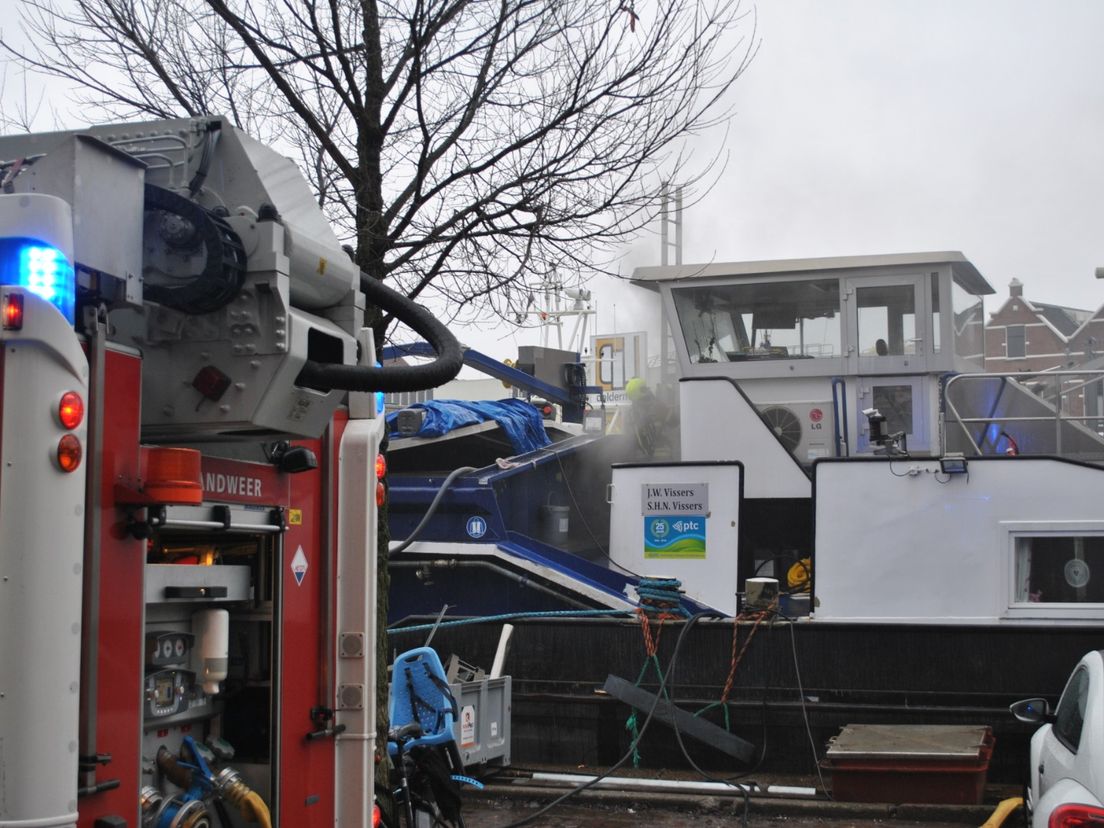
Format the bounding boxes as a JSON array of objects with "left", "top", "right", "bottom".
[{"left": 644, "top": 515, "right": 706, "bottom": 559}]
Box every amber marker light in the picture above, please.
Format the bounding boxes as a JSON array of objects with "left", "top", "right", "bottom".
[
  {"left": 57, "top": 434, "right": 83, "bottom": 472},
  {"left": 144, "top": 447, "right": 204, "bottom": 504}
]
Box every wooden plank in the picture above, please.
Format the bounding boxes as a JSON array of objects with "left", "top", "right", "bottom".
[{"left": 602, "top": 674, "right": 756, "bottom": 763}]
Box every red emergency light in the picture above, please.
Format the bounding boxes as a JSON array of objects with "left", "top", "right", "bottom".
[
  {"left": 2, "top": 293, "right": 23, "bottom": 330},
  {"left": 376, "top": 452, "right": 387, "bottom": 506},
  {"left": 58, "top": 391, "right": 84, "bottom": 429}
]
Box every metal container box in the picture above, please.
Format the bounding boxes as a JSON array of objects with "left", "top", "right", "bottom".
[
  {"left": 824, "top": 724, "right": 994, "bottom": 805},
  {"left": 145, "top": 564, "right": 252, "bottom": 604},
  {"left": 450, "top": 676, "right": 511, "bottom": 767}
]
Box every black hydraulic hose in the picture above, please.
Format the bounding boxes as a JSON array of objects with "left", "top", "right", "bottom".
[
  {"left": 144, "top": 178, "right": 459, "bottom": 393},
  {"left": 296, "top": 273, "right": 464, "bottom": 394},
  {"left": 143, "top": 183, "right": 247, "bottom": 314},
  {"left": 145, "top": 179, "right": 460, "bottom": 393},
  {"left": 188, "top": 121, "right": 221, "bottom": 197}
]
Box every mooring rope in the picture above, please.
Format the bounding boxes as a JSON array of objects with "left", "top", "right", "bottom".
[{"left": 386, "top": 608, "right": 634, "bottom": 636}]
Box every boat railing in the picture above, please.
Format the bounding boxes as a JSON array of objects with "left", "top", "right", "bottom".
[{"left": 941, "top": 369, "right": 1104, "bottom": 458}]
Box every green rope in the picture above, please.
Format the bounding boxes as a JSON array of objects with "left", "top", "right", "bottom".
[
  {"left": 624, "top": 652, "right": 667, "bottom": 768},
  {"left": 693, "top": 700, "right": 733, "bottom": 732}
]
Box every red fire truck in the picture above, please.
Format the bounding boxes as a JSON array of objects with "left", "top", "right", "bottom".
[{"left": 0, "top": 117, "right": 460, "bottom": 828}]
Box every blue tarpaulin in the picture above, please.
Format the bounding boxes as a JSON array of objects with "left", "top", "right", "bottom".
[{"left": 387, "top": 399, "right": 551, "bottom": 455}]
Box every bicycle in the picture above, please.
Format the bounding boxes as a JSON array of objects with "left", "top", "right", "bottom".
[
  {"left": 382, "top": 721, "right": 486, "bottom": 828},
  {"left": 380, "top": 647, "right": 484, "bottom": 828}
]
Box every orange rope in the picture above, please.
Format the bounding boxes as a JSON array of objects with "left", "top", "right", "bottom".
[
  {"left": 720, "top": 609, "right": 770, "bottom": 704},
  {"left": 636, "top": 607, "right": 679, "bottom": 657}
]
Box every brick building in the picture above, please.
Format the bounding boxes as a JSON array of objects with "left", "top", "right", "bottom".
[
  {"left": 985, "top": 278, "right": 1104, "bottom": 422},
  {"left": 985, "top": 278, "right": 1093, "bottom": 371}
]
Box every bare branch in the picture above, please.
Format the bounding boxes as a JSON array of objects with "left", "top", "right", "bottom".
[{"left": 6, "top": 0, "right": 756, "bottom": 333}]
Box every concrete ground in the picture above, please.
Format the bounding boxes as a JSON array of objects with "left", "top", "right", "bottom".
[
  {"left": 463, "top": 803, "right": 983, "bottom": 828},
  {"left": 463, "top": 800, "right": 989, "bottom": 827},
  {"left": 456, "top": 769, "right": 1022, "bottom": 828}
]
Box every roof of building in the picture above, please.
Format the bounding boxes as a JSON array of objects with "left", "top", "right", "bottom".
[{"left": 1033, "top": 302, "right": 1093, "bottom": 337}]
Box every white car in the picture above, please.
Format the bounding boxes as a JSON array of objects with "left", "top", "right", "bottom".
[{"left": 1012, "top": 649, "right": 1104, "bottom": 827}]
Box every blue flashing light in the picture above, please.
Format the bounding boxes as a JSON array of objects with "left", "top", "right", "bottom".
[
  {"left": 985, "top": 422, "right": 1002, "bottom": 448},
  {"left": 0, "top": 238, "right": 76, "bottom": 324},
  {"left": 375, "top": 362, "right": 385, "bottom": 414}
]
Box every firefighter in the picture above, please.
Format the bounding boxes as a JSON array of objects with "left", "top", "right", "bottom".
[{"left": 625, "top": 377, "right": 673, "bottom": 457}]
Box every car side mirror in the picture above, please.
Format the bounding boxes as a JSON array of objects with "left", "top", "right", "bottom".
[{"left": 1010, "top": 697, "right": 1054, "bottom": 725}]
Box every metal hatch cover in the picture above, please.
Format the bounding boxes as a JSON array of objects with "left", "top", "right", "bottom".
[{"left": 825, "top": 724, "right": 991, "bottom": 761}]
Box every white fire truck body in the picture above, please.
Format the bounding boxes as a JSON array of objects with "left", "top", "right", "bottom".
[{"left": 0, "top": 117, "right": 450, "bottom": 828}]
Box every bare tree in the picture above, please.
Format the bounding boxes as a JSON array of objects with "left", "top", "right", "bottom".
[
  {"left": 4, "top": 0, "right": 755, "bottom": 336},
  {"left": 4, "top": 4, "right": 752, "bottom": 812}
]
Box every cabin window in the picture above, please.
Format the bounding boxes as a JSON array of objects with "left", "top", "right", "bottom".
[
  {"left": 671, "top": 279, "right": 841, "bottom": 363},
  {"left": 871, "top": 384, "right": 914, "bottom": 436},
  {"left": 856, "top": 284, "right": 917, "bottom": 356},
  {"left": 1013, "top": 535, "right": 1104, "bottom": 605},
  {"left": 952, "top": 280, "right": 985, "bottom": 363},
  {"left": 931, "top": 275, "right": 941, "bottom": 354}
]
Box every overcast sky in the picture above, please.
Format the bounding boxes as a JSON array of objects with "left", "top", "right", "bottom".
[
  {"left": 470, "top": 0, "right": 1104, "bottom": 361},
  {"left": 4, "top": 0, "right": 1104, "bottom": 360},
  {"left": 573, "top": 0, "right": 1104, "bottom": 360},
  {"left": 694, "top": 0, "right": 1104, "bottom": 303}
]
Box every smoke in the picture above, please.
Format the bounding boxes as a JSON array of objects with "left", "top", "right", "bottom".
[{"left": 586, "top": 239, "right": 666, "bottom": 370}]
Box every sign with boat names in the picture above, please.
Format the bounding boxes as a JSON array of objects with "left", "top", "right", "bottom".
[
  {"left": 641, "top": 483, "right": 708, "bottom": 516},
  {"left": 642, "top": 483, "right": 708, "bottom": 559}
]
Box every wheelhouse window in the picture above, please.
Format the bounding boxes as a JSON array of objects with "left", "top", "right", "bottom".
[
  {"left": 672, "top": 279, "right": 841, "bottom": 364},
  {"left": 856, "top": 284, "right": 917, "bottom": 356},
  {"left": 931, "top": 275, "right": 941, "bottom": 354},
  {"left": 952, "top": 279, "right": 985, "bottom": 363}
]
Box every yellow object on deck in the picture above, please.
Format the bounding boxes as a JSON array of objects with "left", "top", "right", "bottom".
[{"left": 979, "top": 796, "right": 1023, "bottom": 828}]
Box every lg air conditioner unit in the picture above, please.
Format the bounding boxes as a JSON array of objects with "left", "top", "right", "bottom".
[{"left": 758, "top": 401, "right": 836, "bottom": 464}]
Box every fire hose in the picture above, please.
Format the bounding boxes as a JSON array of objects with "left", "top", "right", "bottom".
[{"left": 143, "top": 737, "right": 271, "bottom": 828}]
